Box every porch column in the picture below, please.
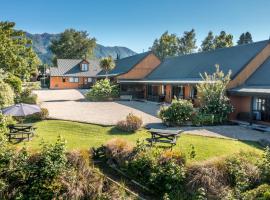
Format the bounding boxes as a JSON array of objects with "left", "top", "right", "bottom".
[
  {"left": 143, "top": 85, "right": 147, "bottom": 99},
  {"left": 249, "top": 96, "right": 254, "bottom": 125},
  {"left": 165, "top": 85, "right": 172, "bottom": 103},
  {"left": 184, "top": 85, "right": 190, "bottom": 99}
]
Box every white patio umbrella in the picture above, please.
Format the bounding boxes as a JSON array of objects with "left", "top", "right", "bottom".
[{"left": 2, "top": 103, "right": 41, "bottom": 117}]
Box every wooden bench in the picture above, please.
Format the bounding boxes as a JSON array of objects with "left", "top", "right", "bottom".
[
  {"left": 7, "top": 131, "right": 34, "bottom": 141},
  {"left": 7, "top": 124, "right": 36, "bottom": 142},
  {"left": 146, "top": 128, "right": 182, "bottom": 148}
]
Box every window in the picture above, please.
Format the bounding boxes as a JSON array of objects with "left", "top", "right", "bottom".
[
  {"left": 69, "top": 77, "right": 79, "bottom": 83},
  {"left": 172, "top": 85, "right": 184, "bottom": 99},
  {"left": 81, "top": 63, "right": 88, "bottom": 71},
  {"left": 87, "top": 78, "right": 92, "bottom": 83},
  {"left": 190, "top": 86, "right": 197, "bottom": 99},
  {"left": 62, "top": 78, "right": 66, "bottom": 82}
]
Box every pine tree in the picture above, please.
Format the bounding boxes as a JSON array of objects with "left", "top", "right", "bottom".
[
  {"left": 200, "top": 31, "right": 215, "bottom": 52},
  {"left": 178, "top": 29, "right": 197, "bottom": 54},
  {"left": 213, "top": 31, "right": 234, "bottom": 49},
  {"left": 151, "top": 31, "right": 179, "bottom": 60},
  {"left": 50, "top": 29, "right": 96, "bottom": 61},
  {"left": 237, "top": 32, "right": 253, "bottom": 45}
]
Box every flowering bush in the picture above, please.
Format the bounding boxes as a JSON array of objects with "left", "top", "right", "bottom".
[
  {"left": 197, "top": 65, "right": 233, "bottom": 123},
  {"left": 117, "top": 113, "right": 143, "bottom": 132},
  {"left": 159, "top": 99, "right": 194, "bottom": 126},
  {"left": 86, "top": 79, "right": 119, "bottom": 101}
]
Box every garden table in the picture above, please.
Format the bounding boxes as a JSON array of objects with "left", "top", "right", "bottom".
[
  {"left": 7, "top": 123, "right": 36, "bottom": 141},
  {"left": 146, "top": 128, "right": 182, "bottom": 147}
]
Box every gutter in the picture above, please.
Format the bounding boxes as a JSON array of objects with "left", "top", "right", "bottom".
[{"left": 118, "top": 80, "right": 215, "bottom": 84}]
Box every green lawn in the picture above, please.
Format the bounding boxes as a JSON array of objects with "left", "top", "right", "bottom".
[{"left": 16, "top": 120, "right": 263, "bottom": 162}]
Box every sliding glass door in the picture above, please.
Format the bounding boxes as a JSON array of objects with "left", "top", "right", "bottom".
[{"left": 253, "top": 97, "right": 270, "bottom": 122}]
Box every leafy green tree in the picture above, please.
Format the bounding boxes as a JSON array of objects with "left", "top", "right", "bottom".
[
  {"left": 237, "top": 32, "right": 253, "bottom": 45},
  {"left": 200, "top": 31, "right": 215, "bottom": 52},
  {"left": 213, "top": 31, "right": 234, "bottom": 49},
  {"left": 4, "top": 73, "right": 22, "bottom": 94},
  {"left": 100, "top": 56, "right": 115, "bottom": 78},
  {"left": 197, "top": 65, "right": 233, "bottom": 123},
  {"left": 178, "top": 29, "right": 197, "bottom": 54},
  {"left": 0, "top": 21, "right": 40, "bottom": 80},
  {"left": 50, "top": 29, "right": 96, "bottom": 62},
  {"left": 0, "top": 81, "right": 14, "bottom": 109},
  {"left": 151, "top": 31, "right": 179, "bottom": 60}
]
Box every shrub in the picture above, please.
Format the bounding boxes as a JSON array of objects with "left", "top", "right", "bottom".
[
  {"left": 128, "top": 150, "right": 156, "bottom": 184},
  {"left": 0, "top": 137, "right": 135, "bottom": 199},
  {"left": 225, "top": 155, "right": 260, "bottom": 192},
  {"left": 259, "top": 146, "right": 270, "bottom": 183},
  {"left": 22, "top": 81, "right": 41, "bottom": 90},
  {"left": 159, "top": 98, "right": 194, "bottom": 126},
  {"left": 105, "top": 138, "right": 134, "bottom": 166},
  {"left": 0, "top": 81, "right": 14, "bottom": 109},
  {"left": 86, "top": 79, "right": 119, "bottom": 101},
  {"left": 242, "top": 184, "right": 270, "bottom": 200},
  {"left": 191, "top": 111, "right": 215, "bottom": 126},
  {"left": 149, "top": 156, "right": 186, "bottom": 194},
  {"left": 117, "top": 113, "right": 143, "bottom": 132},
  {"left": 186, "top": 158, "right": 229, "bottom": 199},
  {"left": 101, "top": 138, "right": 188, "bottom": 196},
  {"left": 17, "top": 88, "right": 38, "bottom": 104},
  {"left": 26, "top": 108, "right": 49, "bottom": 122},
  {"left": 159, "top": 149, "right": 186, "bottom": 165}
]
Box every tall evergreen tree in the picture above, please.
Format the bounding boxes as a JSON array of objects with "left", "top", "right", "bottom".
[
  {"left": 200, "top": 31, "right": 215, "bottom": 52},
  {"left": 50, "top": 29, "right": 96, "bottom": 62},
  {"left": 213, "top": 31, "right": 234, "bottom": 49},
  {"left": 237, "top": 32, "right": 253, "bottom": 45},
  {"left": 178, "top": 29, "right": 197, "bottom": 54},
  {"left": 151, "top": 31, "right": 179, "bottom": 60}
]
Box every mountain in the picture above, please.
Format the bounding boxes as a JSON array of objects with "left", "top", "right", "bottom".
[{"left": 26, "top": 32, "right": 137, "bottom": 64}]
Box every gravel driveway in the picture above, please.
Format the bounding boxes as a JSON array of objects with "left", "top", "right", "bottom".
[
  {"left": 34, "top": 89, "right": 270, "bottom": 142},
  {"left": 34, "top": 89, "right": 161, "bottom": 126}
]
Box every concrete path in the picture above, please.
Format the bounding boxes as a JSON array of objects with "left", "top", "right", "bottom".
[
  {"left": 33, "top": 89, "right": 162, "bottom": 126},
  {"left": 147, "top": 123, "right": 270, "bottom": 142},
  {"left": 180, "top": 126, "right": 270, "bottom": 142}
]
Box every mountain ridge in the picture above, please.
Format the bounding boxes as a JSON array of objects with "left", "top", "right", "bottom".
[{"left": 26, "top": 32, "right": 137, "bottom": 64}]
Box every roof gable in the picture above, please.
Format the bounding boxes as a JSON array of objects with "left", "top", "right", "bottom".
[
  {"left": 245, "top": 57, "right": 270, "bottom": 86},
  {"left": 97, "top": 51, "right": 152, "bottom": 76},
  {"left": 146, "top": 40, "right": 269, "bottom": 81},
  {"left": 50, "top": 58, "right": 101, "bottom": 77}
]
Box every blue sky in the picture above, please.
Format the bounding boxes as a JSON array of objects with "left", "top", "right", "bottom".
[{"left": 1, "top": 0, "right": 270, "bottom": 52}]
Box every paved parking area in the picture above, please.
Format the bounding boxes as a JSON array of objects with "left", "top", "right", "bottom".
[{"left": 34, "top": 89, "right": 161, "bottom": 126}]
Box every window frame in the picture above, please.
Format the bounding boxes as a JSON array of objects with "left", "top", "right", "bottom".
[
  {"left": 69, "top": 77, "right": 79, "bottom": 83},
  {"left": 81, "top": 63, "right": 89, "bottom": 71}
]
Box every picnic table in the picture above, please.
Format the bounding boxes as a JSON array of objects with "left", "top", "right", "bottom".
[
  {"left": 146, "top": 128, "right": 182, "bottom": 147},
  {"left": 7, "top": 123, "right": 36, "bottom": 141}
]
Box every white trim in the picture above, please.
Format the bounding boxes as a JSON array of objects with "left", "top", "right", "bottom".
[
  {"left": 118, "top": 80, "right": 212, "bottom": 84},
  {"left": 97, "top": 73, "right": 120, "bottom": 77}
]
